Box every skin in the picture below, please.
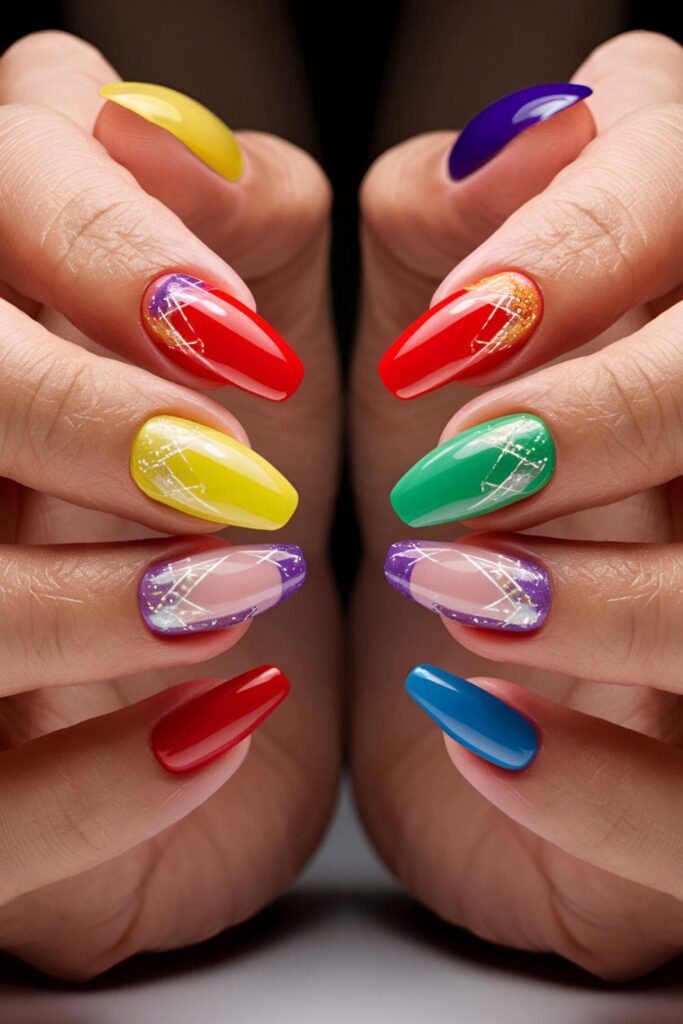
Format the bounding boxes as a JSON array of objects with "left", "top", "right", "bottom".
[
  {"left": 0, "top": 32, "right": 341, "bottom": 979},
  {"left": 351, "top": 30, "right": 683, "bottom": 980},
  {"left": 1, "top": 25, "right": 683, "bottom": 984}
]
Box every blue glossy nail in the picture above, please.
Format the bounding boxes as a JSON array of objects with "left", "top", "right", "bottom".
[
  {"left": 448, "top": 83, "right": 592, "bottom": 181},
  {"left": 406, "top": 664, "right": 539, "bottom": 771}
]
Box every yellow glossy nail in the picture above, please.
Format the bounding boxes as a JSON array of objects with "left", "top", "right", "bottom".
[
  {"left": 131, "top": 416, "right": 297, "bottom": 529},
  {"left": 100, "top": 82, "right": 243, "bottom": 182}
]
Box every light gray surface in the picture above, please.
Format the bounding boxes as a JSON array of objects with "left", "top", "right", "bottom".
[{"left": 1, "top": 781, "right": 682, "bottom": 1023}]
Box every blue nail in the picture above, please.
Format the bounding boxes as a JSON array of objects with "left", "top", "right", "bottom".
[
  {"left": 448, "top": 83, "right": 592, "bottom": 181},
  {"left": 406, "top": 664, "right": 539, "bottom": 771}
]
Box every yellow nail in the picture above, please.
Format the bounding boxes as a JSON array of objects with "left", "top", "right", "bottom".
[
  {"left": 100, "top": 82, "right": 243, "bottom": 182},
  {"left": 131, "top": 416, "right": 297, "bottom": 529}
]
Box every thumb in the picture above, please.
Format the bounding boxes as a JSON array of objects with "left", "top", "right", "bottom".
[{"left": 359, "top": 90, "right": 593, "bottom": 346}]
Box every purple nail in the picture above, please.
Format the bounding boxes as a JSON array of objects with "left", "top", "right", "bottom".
[
  {"left": 385, "top": 540, "right": 550, "bottom": 632},
  {"left": 448, "top": 83, "right": 592, "bottom": 181},
  {"left": 139, "top": 544, "right": 306, "bottom": 635}
]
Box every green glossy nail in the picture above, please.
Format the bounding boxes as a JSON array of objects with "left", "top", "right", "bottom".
[{"left": 391, "top": 413, "right": 555, "bottom": 527}]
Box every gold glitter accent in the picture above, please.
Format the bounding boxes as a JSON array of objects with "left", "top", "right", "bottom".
[{"left": 464, "top": 272, "right": 541, "bottom": 353}]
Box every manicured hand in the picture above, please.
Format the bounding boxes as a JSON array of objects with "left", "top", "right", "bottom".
[
  {"left": 0, "top": 32, "right": 340, "bottom": 977},
  {"left": 352, "top": 30, "right": 683, "bottom": 978}
]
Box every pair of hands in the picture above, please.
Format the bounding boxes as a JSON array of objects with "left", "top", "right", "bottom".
[{"left": 1, "top": 28, "right": 682, "bottom": 981}]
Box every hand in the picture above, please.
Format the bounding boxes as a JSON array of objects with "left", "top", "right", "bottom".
[
  {"left": 0, "top": 32, "right": 340, "bottom": 978},
  {"left": 351, "top": 30, "right": 683, "bottom": 979}
]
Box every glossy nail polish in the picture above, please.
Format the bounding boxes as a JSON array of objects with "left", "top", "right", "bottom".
[
  {"left": 142, "top": 274, "right": 304, "bottom": 398},
  {"left": 152, "top": 665, "right": 289, "bottom": 773},
  {"left": 379, "top": 272, "right": 542, "bottom": 398},
  {"left": 406, "top": 664, "right": 538, "bottom": 770},
  {"left": 391, "top": 414, "right": 555, "bottom": 526},
  {"left": 385, "top": 541, "right": 550, "bottom": 631},
  {"left": 130, "top": 415, "right": 298, "bottom": 529},
  {"left": 100, "top": 82, "right": 243, "bottom": 181},
  {"left": 140, "top": 544, "right": 306, "bottom": 634},
  {"left": 448, "top": 83, "right": 592, "bottom": 180}
]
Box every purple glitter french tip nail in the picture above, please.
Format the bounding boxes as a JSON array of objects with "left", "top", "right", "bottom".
[
  {"left": 139, "top": 544, "right": 306, "bottom": 635},
  {"left": 384, "top": 540, "right": 550, "bottom": 632},
  {"left": 448, "top": 82, "right": 592, "bottom": 181}
]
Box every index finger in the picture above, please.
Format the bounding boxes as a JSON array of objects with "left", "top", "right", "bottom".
[{"left": 0, "top": 40, "right": 303, "bottom": 400}]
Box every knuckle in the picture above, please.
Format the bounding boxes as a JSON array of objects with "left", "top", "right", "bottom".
[
  {"left": 0, "top": 333, "right": 114, "bottom": 481},
  {"left": 0, "top": 30, "right": 109, "bottom": 80},
  {"left": 46, "top": 748, "right": 116, "bottom": 863},
  {"left": 523, "top": 185, "right": 643, "bottom": 290},
  {"left": 594, "top": 336, "right": 683, "bottom": 468},
  {"left": 583, "top": 29, "right": 683, "bottom": 78},
  {"left": 597, "top": 553, "right": 673, "bottom": 673},
  {"left": 41, "top": 187, "right": 162, "bottom": 287}
]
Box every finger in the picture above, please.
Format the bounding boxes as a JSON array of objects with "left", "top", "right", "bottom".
[
  {"left": 390, "top": 300, "right": 683, "bottom": 531},
  {"left": 0, "top": 538, "right": 305, "bottom": 694},
  {"left": 405, "top": 665, "right": 683, "bottom": 905},
  {"left": 380, "top": 32, "right": 683, "bottom": 397},
  {"left": 386, "top": 533, "right": 683, "bottom": 691},
  {"left": 574, "top": 30, "right": 683, "bottom": 131},
  {"left": 0, "top": 299, "right": 297, "bottom": 533},
  {"left": 0, "top": 60, "right": 302, "bottom": 399},
  {"left": 359, "top": 98, "right": 594, "bottom": 352},
  {"left": 0, "top": 666, "right": 289, "bottom": 907},
  {"left": 0, "top": 30, "right": 112, "bottom": 129}
]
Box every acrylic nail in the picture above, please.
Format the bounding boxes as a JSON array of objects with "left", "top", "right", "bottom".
[
  {"left": 100, "top": 82, "right": 243, "bottom": 181},
  {"left": 130, "top": 415, "right": 298, "bottom": 529},
  {"left": 385, "top": 541, "right": 550, "bottom": 631},
  {"left": 140, "top": 544, "right": 306, "bottom": 634},
  {"left": 151, "top": 665, "right": 290, "bottom": 774},
  {"left": 406, "top": 664, "right": 538, "bottom": 770},
  {"left": 448, "top": 83, "right": 592, "bottom": 181},
  {"left": 379, "top": 272, "right": 542, "bottom": 398},
  {"left": 391, "top": 413, "right": 555, "bottom": 527},
  {"left": 142, "top": 274, "right": 304, "bottom": 398}
]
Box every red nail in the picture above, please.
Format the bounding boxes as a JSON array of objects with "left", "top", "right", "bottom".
[
  {"left": 151, "top": 665, "right": 290, "bottom": 774},
  {"left": 378, "top": 272, "right": 542, "bottom": 399},
  {"left": 142, "top": 273, "right": 304, "bottom": 400}
]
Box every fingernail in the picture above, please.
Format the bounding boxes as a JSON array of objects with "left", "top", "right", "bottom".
[
  {"left": 406, "top": 664, "right": 538, "bottom": 770},
  {"left": 130, "top": 415, "right": 298, "bottom": 529},
  {"left": 100, "top": 82, "right": 243, "bottom": 182},
  {"left": 448, "top": 83, "right": 592, "bottom": 180},
  {"left": 142, "top": 273, "right": 304, "bottom": 398},
  {"left": 385, "top": 541, "right": 550, "bottom": 631},
  {"left": 391, "top": 414, "right": 555, "bottom": 526},
  {"left": 140, "top": 544, "right": 306, "bottom": 634},
  {"left": 152, "top": 665, "right": 289, "bottom": 773},
  {"left": 379, "top": 272, "right": 542, "bottom": 398}
]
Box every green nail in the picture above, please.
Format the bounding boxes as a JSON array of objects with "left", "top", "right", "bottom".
[{"left": 391, "top": 413, "right": 555, "bottom": 526}]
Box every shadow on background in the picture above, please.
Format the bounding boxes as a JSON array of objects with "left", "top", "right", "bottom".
[{"left": 1, "top": 884, "right": 681, "bottom": 997}]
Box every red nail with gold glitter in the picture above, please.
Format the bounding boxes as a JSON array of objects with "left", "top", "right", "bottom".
[{"left": 378, "top": 272, "right": 542, "bottom": 399}]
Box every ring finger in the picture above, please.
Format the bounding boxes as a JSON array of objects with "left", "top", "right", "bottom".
[
  {"left": 385, "top": 532, "right": 683, "bottom": 691},
  {"left": 0, "top": 537, "right": 306, "bottom": 694}
]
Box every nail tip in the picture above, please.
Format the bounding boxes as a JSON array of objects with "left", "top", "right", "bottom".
[
  {"left": 448, "top": 82, "right": 592, "bottom": 181},
  {"left": 383, "top": 541, "right": 418, "bottom": 597},
  {"left": 406, "top": 664, "right": 539, "bottom": 771}
]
